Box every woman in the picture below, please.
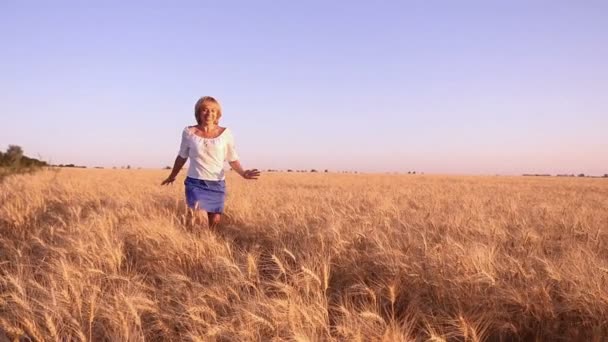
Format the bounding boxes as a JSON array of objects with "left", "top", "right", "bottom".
[{"left": 162, "top": 96, "right": 260, "bottom": 228}]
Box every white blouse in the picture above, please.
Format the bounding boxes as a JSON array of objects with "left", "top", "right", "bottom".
[{"left": 178, "top": 126, "right": 239, "bottom": 181}]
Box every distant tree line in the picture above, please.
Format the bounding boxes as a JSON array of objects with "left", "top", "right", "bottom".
[
  {"left": 56, "top": 164, "right": 87, "bottom": 168},
  {"left": 0, "top": 145, "right": 49, "bottom": 182},
  {"left": 526, "top": 173, "right": 608, "bottom": 178},
  {"left": 0, "top": 145, "right": 48, "bottom": 168}
]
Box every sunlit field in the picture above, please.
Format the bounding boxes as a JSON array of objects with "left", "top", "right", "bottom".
[{"left": 1, "top": 168, "right": 607, "bottom": 341}]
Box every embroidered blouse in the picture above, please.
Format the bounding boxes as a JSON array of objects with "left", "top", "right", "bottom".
[{"left": 178, "top": 126, "right": 239, "bottom": 181}]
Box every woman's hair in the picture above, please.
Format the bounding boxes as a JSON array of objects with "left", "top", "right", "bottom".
[{"left": 194, "top": 96, "right": 222, "bottom": 125}]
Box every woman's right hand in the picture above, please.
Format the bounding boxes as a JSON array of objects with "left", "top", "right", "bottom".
[
  {"left": 161, "top": 176, "right": 176, "bottom": 185},
  {"left": 243, "top": 169, "right": 261, "bottom": 180}
]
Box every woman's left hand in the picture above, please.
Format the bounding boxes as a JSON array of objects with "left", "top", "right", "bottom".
[
  {"left": 161, "top": 176, "right": 176, "bottom": 185},
  {"left": 243, "top": 169, "right": 260, "bottom": 180}
]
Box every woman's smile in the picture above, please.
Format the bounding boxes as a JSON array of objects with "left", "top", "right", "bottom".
[{"left": 202, "top": 108, "right": 218, "bottom": 123}]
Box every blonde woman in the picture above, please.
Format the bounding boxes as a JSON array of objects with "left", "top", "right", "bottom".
[{"left": 162, "top": 96, "right": 260, "bottom": 227}]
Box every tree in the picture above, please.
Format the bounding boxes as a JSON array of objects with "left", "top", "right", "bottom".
[{"left": 5, "top": 145, "right": 23, "bottom": 166}]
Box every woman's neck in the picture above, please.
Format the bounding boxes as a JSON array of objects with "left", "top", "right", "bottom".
[{"left": 198, "top": 123, "right": 217, "bottom": 133}]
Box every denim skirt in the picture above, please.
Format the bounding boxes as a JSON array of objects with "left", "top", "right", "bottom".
[{"left": 184, "top": 177, "right": 226, "bottom": 213}]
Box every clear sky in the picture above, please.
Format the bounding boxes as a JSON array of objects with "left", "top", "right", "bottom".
[{"left": 1, "top": 1, "right": 607, "bottom": 175}]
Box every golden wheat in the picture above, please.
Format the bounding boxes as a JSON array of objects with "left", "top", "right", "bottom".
[{"left": 0, "top": 168, "right": 607, "bottom": 341}]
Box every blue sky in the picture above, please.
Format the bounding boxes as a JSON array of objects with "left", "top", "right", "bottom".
[{"left": 1, "top": 1, "right": 607, "bottom": 175}]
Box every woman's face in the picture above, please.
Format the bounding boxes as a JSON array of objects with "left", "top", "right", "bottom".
[{"left": 200, "top": 104, "right": 220, "bottom": 124}]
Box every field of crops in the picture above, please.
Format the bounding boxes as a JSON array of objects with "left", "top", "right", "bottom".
[{"left": 1, "top": 169, "right": 607, "bottom": 341}]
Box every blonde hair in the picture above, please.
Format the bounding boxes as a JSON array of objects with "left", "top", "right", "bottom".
[{"left": 194, "top": 96, "right": 222, "bottom": 125}]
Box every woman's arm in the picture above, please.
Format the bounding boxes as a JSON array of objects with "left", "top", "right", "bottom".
[
  {"left": 161, "top": 155, "right": 188, "bottom": 185},
  {"left": 229, "top": 160, "right": 260, "bottom": 180}
]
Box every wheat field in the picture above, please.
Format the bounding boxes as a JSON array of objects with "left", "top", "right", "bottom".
[{"left": 0, "top": 168, "right": 607, "bottom": 341}]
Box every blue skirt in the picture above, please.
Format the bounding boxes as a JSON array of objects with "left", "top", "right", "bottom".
[{"left": 184, "top": 177, "right": 226, "bottom": 213}]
